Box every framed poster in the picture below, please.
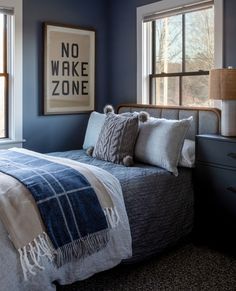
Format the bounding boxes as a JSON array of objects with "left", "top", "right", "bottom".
[{"left": 44, "top": 23, "right": 95, "bottom": 115}]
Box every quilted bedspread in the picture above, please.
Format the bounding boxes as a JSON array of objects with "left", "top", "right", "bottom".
[{"left": 52, "top": 149, "right": 194, "bottom": 262}]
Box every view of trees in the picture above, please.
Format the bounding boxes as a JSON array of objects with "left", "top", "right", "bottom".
[{"left": 152, "top": 7, "right": 214, "bottom": 107}]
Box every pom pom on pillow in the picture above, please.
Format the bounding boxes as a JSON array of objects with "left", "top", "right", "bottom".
[
  {"left": 86, "top": 146, "right": 94, "bottom": 156},
  {"left": 138, "top": 111, "right": 149, "bottom": 123},
  {"left": 123, "top": 155, "right": 134, "bottom": 167},
  {"left": 103, "top": 104, "right": 114, "bottom": 114}
]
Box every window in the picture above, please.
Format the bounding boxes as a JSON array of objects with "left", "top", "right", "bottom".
[
  {"left": 137, "top": 0, "right": 223, "bottom": 106},
  {"left": 0, "top": 12, "right": 9, "bottom": 138},
  {"left": 0, "top": 0, "right": 23, "bottom": 149}
]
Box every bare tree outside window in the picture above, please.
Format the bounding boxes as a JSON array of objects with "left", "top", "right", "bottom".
[{"left": 150, "top": 7, "right": 214, "bottom": 107}]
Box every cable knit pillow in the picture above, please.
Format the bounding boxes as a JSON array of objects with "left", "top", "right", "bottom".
[
  {"left": 134, "top": 117, "right": 192, "bottom": 176},
  {"left": 93, "top": 113, "right": 139, "bottom": 166}
]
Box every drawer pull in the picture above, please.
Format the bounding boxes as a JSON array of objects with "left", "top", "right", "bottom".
[
  {"left": 227, "top": 153, "right": 236, "bottom": 159},
  {"left": 227, "top": 186, "right": 236, "bottom": 193}
]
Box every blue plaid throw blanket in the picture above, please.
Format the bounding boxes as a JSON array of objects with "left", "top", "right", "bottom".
[{"left": 0, "top": 150, "right": 111, "bottom": 271}]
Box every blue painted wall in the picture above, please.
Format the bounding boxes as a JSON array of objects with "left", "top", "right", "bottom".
[
  {"left": 224, "top": 0, "right": 236, "bottom": 67},
  {"left": 23, "top": 0, "right": 236, "bottom": 152},
  {"left": 107, "top": 0, "right": 160, "bottom": 107},
  {"left": 107, "top": 0, "right": 234, "bottom": 107},
  {"left": 23, "top": 0, "right": 108, "bottom": 153}
]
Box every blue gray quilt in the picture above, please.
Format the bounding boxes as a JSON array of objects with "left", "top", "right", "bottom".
[{"left": 51, "top": 149, "right": 194, "bottom": 262}]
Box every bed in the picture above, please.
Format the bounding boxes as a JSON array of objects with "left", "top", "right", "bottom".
[
  {"left": 53, "top": 104, "right": 221, "bottom": 263},
  {"left": 0, "top": 104, "right": 220, "bottom": 290}
]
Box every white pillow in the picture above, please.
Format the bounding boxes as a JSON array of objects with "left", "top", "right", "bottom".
[
  {"left": 178, "top": 139, "right": 195, "bottom": 168},
  {"left": 83, "top": 111, "right": 106, "bottom": 149},
  {"left": 134, "top": 117, "right": 192, "bottom": 176}
]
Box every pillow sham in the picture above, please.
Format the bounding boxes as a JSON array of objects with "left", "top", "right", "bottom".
[
  {"left": 83, "top": 111, "right": 106, "bottom": 149},
  {"left": 178, "top": 139, "right": 195, "bottom": 168},
  {"left": 134, "top": 117, "right": 192, "bottom": 176},
  {"left": 93, "top": 112, "right": 139, "bottom": 166}
]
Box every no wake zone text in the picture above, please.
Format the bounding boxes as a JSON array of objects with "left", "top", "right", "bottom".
[{"left": 50, "top": 42, "right": 89, "bottom": 96}]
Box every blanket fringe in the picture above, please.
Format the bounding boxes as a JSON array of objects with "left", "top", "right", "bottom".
[
  {"left": 18, "top": 232, "right": 56, "bottom": 281},
  {"left": 104, "top": 207, "right": 120, "bottom": 228},
  {"left": 18, "top": 207, "right": 119, "bottom": 280},
  {"left": 56, "top": 228, "right": 110, "bottom": 267},
  {"left": 56, "top": 207, "right": 119, "bottom": 267}
]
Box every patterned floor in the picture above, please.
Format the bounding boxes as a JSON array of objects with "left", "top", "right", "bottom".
[{"left": 57, "top": 242, "right": 236, "bottom": 291}]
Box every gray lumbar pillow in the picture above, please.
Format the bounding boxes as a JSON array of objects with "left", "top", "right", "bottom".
[
  {"left": 93, "top": 112, "right": 139, "bottom": 166},
  {"left": 134, "top": 117, "right": 192, "bottom": 176}
]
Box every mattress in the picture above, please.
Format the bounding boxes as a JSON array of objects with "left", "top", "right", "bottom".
[{"left": 50, "top": 149, "right": 194, "bottom": 262}]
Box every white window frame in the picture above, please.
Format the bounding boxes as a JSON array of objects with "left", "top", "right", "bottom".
[
  {"left": 0, "top": 0, "right": 23, "bottom": 149},
  {"left": 137, "top": 0, "right": 224, "bottom": 104}
]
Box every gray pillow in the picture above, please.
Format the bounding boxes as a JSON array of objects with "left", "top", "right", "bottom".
[
  {"left": 83, "top": 111, "right": 106, "bottom": 149},
  {"left": 178, "top": 139, "right": 195, "bottom": 168},
  {"left": 134, "top": 117, "right": 192, "bottom": 176},
  {"left": 93, "top": 113, "right": 139, "bottom": 165}
]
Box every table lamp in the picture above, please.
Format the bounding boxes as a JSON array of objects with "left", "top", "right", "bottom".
[{"left": 209, "top": 68, "right": 236, "bottom": 136}]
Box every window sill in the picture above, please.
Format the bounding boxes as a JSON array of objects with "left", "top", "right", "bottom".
[{"left": 0, "top": 139, "right": 26, "bottom": 149}]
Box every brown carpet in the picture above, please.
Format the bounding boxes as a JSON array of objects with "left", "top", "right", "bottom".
[{"left": 57, "top": 243, "right": 236, "bottom": 291}]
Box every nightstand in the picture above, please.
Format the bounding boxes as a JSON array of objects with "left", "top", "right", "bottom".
[{"left": 194, "top": 134, "right": 236, "bottom": 251}]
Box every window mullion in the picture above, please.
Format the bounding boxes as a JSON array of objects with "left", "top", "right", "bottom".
[
  {"left": 152, "top": 21, "right": 156, "bottom": 74},
  {"left": 181, "top": 14, "right": 186, "bottom": 106},
  {"left": 179, "top": 76, "right": 182, "bottom": 106},
  {"left": 182, "top": 14, "right": 186, "bottom": 73},
  {"left": 149, "top": 76, "right": 153, "bottom": 104},
  {"left": 3, "top": 14, "right": 7, "bottom": 74},
  {"left": 0, "top": 14, "right": 8, "bottom": 138},
  {"left": 150, "top": 71, "right": 209, "bottom": 78},
  {"left": 151, "top": 20, "right": 156, "bottom": 104}
]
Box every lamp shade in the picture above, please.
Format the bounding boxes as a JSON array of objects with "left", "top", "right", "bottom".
[
  {"left": 209, "top": 68, "right": 236, "bottom": 100},
  {"left": 209, "top": 68, "right": 236, "bottom": 136}
]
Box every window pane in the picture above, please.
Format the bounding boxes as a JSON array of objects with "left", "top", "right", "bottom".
[
  {"left": 185, "top": 8, "right": 214, "bottom": 72},
  {"left": 155, "top": 15, "right": 182, "bottom": 74},
  {"left": 182, "top": 75, "right": 210, "bottom": 106},
  {"left": 0, "top": 76, "right": 6, "bottom": 138},
  {"left": 0, "top": 14, "right": 3, "bottom": 72},
  {"left": 152, "top": 77, "right": 179, "bottom": 105}
]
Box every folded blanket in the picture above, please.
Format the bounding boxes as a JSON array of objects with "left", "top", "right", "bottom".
[{"left": 0, "top": 148, "right": 119, "bottom": 280}]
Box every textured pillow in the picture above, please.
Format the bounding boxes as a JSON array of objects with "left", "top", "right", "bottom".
[
  {"left": 134, "top": 117, "right": 192, "bottom": 176},
  {"left": 120, "top": 111, "right": 150, "bottom": 122},
  {"left": 83, "top": 111, "right": 106, "bottom": 149},
  {"left": 93, "top": 113, "right": 139, "bottom": 165},
  {"left": 178, "top": 139, "right": 195, "bottom": 168}
]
